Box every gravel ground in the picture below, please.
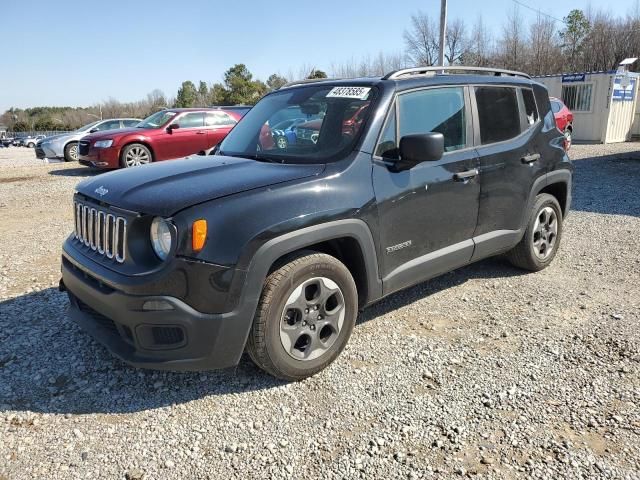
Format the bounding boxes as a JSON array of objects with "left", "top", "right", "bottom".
[{"left": 0, "top": 144, "right": 639, "bottom": 480}]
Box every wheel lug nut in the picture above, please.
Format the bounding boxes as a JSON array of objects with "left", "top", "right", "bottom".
[
  {"left": 310, "top": 325, "right": 316, "bottom": 331},
  {"left": 314, "top": 305, "right": 319, "bottom": 310},
  {"left": 304, "top": 308, "right": 309, "bottom": 314},
  {"left": 302, "top": 321, "right": 307, "bottom": 326},
  {"left": 318, "top": 315, "right": 323, "bottom": 320}
]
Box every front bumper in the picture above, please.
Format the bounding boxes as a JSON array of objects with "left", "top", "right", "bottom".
[
  {"left": 79, "top": 146, "right": 120, "bottom": 169},
  {"left": 61, "top": 249, "right": 254, "bottom": 371},
  {"left": 36, "top": 143, "right": 61, "bottom": 159}
]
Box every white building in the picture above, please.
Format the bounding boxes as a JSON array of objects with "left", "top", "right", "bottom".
[{"left": 535, "top": 60, "right": 639, "bottom": 143}]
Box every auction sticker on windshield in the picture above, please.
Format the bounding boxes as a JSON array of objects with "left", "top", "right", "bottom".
[{"left": 326, "top": 86, "right": 371, "bottom": 100}]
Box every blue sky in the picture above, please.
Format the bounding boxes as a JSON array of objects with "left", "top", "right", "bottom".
[{"left": 0, "top": 0, "right": 623, "bottom": 112}]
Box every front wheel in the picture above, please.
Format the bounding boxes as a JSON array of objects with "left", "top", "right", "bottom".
[
  {"left": 506, "top": 193, "right": 563, "bottom": 271},
  {"left": 64, "top": 142, "right": 79, "bottom": 162},
  {"left": 120, "top": 143, "right": 152, "bottom": 168},
  {"left": 246, "top": 252, "right": 358, "bottom": 381}
]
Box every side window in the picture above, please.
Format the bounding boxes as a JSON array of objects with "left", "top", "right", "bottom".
[
  {"left": 375, "top": 106, "right": 398, "bottom": 158},
  {"left": 177, "top": 112, "right": 204, "bottom": 128},
  {"left": 96, "top": 120, "right": 122, "bottom": 131},
  {"left": 561, "top": 83, "right": 592, "bottom": 112},
  {"left": 123, "top": 120, "right": 140, "bottom": 127},
  {"left": 205, "top": 112, "right": 237, "bottom": 127},
  {"left": 398, "top": 87, "right": 466, "bottom": 152},
  {"left": 474, "top": 87, "right": 520, "bottom": 144},
  {"left": 522, "top": 89, "right": 538, "bottom": 126}
]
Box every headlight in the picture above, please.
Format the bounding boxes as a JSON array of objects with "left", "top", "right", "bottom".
[
  {"left": 150, "top": 217, "right": 172, "bottom": 260},
  {"left": 94, "top": 140, "right": 113, "bottom": 148}
]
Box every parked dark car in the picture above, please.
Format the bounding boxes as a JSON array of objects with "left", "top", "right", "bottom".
[
  {"left": 61, "top": 67, "right": 572, "bottom": 380},
  {"left": 550, "top": 97, "right": 574, "bottom": 149},
  {"left": 78, "top": 108, "right": 243, "bottom": 169}
]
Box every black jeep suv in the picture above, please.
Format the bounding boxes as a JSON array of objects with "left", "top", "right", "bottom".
[{"left": 61, "top": 67, "right": 572, "bottom": 380}]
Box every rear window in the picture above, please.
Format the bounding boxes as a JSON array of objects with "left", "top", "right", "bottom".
[
  {"left": 522, "top": 89, "right": 538, "bottom": 126},
  {"left": 475, "top": 86, "right": 520, "bottom": 144}
]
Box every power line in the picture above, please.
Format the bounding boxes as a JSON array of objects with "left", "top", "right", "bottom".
[{"left": 511, "top": 0, "right": 566, "bottom": 24}]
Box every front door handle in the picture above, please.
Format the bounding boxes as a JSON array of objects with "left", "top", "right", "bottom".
[
  {"left": 521, "top": 153, "right": 540, "bottom": 164},
  {"left": 453, "top": 168, "right": 479, "bottom": 181},
  {"left": 195, "top": 131, "right": 206, "bottom": 135}
]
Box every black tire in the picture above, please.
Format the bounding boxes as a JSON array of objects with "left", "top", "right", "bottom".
[
  {"left": 64, "top": 142, "right": 79, "bottom": 162},
  {"left": 27, "top": 142, "right": 35, "bottom": 148},
  {"left": 120, "top": 143, "right": 152, "bottom": 168},
  {"left": 506, "top": 193, "right": 563, "bottom": 271},
  {"left": 246, "top": 252, "right": 358, "bottom": 381}
]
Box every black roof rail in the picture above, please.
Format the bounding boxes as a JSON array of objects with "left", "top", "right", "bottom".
[{"left": 383, "top": 66, "right": 531, "bottom": 80}]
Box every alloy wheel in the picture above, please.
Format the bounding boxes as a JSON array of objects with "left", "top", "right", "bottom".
[
  {"left": 125, "top": 146, "right": 150, "bottom": 167},
  {"left": 532, "top": 206, "right": 558, "bottom": 260},
  {"left": 69, "top": 144, "right": 78, "bottom": 161},
  {"left": 279, "top": 277, "right": 345, "bottom": 361}
]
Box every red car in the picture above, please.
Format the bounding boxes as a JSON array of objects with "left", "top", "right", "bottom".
[
  {"left": 550, "top": 97, "right": 573, "bottom": 149},
  {"left": 78, "top": 108, "right": 243, "bottom": 169}
]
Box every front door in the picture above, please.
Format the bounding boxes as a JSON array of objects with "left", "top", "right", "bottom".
[{"left": 373, "top": 86, "right": 480, "bottom": 295}]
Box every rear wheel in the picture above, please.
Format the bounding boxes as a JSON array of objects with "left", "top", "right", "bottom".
[
  {"left": 120, "top": 143, "right": 152, "bottom": 168},
  {"left": 246, "top": 252, "right": 358, "bottom": 381},
  {"left": 27, "top": 142, "right": 35, "bottom": 148},
  {"left": 564, "top": 128, "right": 572, "bottom": 149},
  {"left": 276, "top": 136, "right": 288, "bottom": 149},
  {"left": 64, "top": 142, "right": 79, "bottom": 162},
  {"left": 506, "top": 193, "right": 563, "bottom": 271}
]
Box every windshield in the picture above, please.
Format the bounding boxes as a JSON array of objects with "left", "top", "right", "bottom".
[
  {"left": 136, "top": 110, "right": 177, "bottom": 129},
  {"left": 219, "top": 85, "right": 376, "bottom": 164},
  {"left": 76, "top": 120, "right": 101, "bottom": 132}
]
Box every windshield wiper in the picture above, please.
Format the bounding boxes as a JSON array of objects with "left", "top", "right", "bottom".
[{"left": 219, "top": 151, "right": 284, "bottom": 164}]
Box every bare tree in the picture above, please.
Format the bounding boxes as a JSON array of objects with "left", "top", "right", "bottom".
[
  {"left": 445, "top": 18, "right": 468, "bottom": 65},
  {"left": 465, "top": 15, "right": 493, "bottom": 67},
  {"left": 501, "top": 5, "right": 526, "bottom": 71},
  {"left": 404, "top": 11, "right": 439, "bottom": 66},
  {"left": 529, "top": 15, "right": 561, "bottom": 75}
]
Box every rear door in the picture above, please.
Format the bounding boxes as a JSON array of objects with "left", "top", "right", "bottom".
[
  {"left": 205, "top": 111, "right": 238, "bottom": 149},
  {"left": 471, "top": 85, "right": 546, "bottom": 259},
  {"left": 372, "top": 86, "right": 480, "bottom": 295}
]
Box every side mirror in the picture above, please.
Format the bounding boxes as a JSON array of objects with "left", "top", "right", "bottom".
[
  {"left": 396, "top": 133, "right": 444, "bottom": 170},
  {"left": 89, "top": 128, "right": 98, "bottom": 133},
  {"left": 167, "top": 123, "right": 180, "bottom": 131}
]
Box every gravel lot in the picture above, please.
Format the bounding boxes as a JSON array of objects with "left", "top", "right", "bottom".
[{"left": 0, "top": 144, "right": 639, "bottom": 480}]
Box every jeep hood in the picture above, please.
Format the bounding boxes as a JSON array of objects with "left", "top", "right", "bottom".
[{"left": 76, "top": 155, "right": 325, "bottom": 216}]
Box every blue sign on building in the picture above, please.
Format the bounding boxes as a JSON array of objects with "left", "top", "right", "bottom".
[
  {"left": 562, "top": 74, "right": 586, "bottom": 83},
  {"left": 613, "top": 77, "right": 636, "bottom": 101}
]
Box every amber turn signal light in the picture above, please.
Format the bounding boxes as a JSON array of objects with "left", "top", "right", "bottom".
[{"left": 192, "top": 219, "right": 207, "bottom": 252}]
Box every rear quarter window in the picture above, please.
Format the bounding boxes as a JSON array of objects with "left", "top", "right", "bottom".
[{"left": 474, "top": 86, "right": 520, "bottom": 144}]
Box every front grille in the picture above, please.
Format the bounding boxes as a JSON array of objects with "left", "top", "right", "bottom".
[
  {"left": 78, "top": 141, "right": 90, "bottom": 156},
  {"left": 73, "top": 201, "right": 127, "bottom": 263}
]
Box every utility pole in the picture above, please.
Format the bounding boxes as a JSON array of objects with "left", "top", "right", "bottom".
[{"left": 438, "top": 0, "right": 447, "bottom": 68}]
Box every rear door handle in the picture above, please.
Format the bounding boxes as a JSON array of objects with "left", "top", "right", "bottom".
[
  {"left": 521, "top": 153, "right": 540, "bottom": 164},
  {"left": 453, "top": 168, "right": 479, "bottom": 181},
  {"left": 196, "top": 131, "right": 206, "bottom": 135}
]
